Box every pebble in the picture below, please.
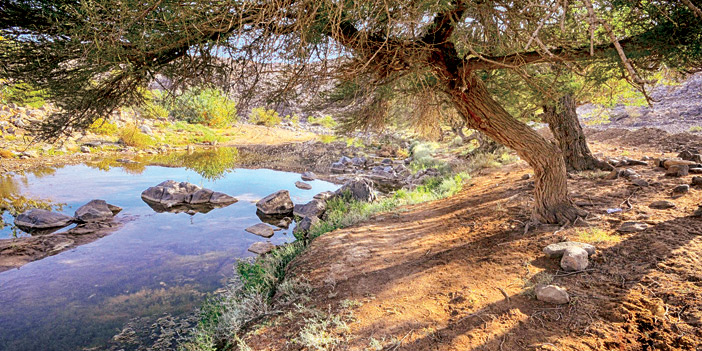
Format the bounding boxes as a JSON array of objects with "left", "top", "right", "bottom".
[
  {"left": 535, "top": 285, "right": 570, "bottom": 304},
  {"left": 543, "top": 241, "right": 596, "bottom": 258},
  {"left": 672, "top": 184, "right": 690, "bottom": 197},
  {"left": 649, "top": 200, "right": 676, "bottom": 209}
]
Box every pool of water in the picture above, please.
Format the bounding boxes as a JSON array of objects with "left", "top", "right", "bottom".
[{"left": 0, "top": 150, "right": 338, "bottom": 351}]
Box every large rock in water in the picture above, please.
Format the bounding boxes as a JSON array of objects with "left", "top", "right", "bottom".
[
  {"left": 256, "top": 190, "right": 294, "bottom": 215},
  {"left": 14, "top": 209, "right": 73, "bottom": 230},
  {"left": 335, "top": 178, "right": 376, "bottom": 202},
  {"left": 293, "top": 199, "right": 326, "bottom": 219},
  {"left": 74, "top": 199, "right": 122, "bottom": 222},
  {"left": 141, "top": 180, "right": 237, "bottom": 213}
]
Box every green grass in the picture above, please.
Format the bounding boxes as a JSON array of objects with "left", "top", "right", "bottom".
[
  {"left": 180, "top": 171, "right": 468, "bottom": 350},
  {"left": 689, "top": 126, "right": 702, "bottom": 133},
  {"left": 249, "top": 107, "right": 281, "bottom": 127},
  {"left": 117, "top": 124, "right": 155, "bottom": 148},
  {"left": 307, "top": 115, "right": 337, "bottom": 129}
]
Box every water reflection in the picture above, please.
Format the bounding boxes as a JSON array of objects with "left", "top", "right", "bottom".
[{"left": 0, "top": 148, "right": 338, "bottom": 351}]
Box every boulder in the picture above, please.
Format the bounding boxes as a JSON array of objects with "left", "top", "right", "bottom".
[
  {"left": 335, "top": 178, "right": 376, "bottom": 202},
  {"left": 351, "top": 156, "right": 367, "bottom": 166},
  {"left": 301, "top": 171, "right": 317, "bottom": 181},
  {"left": 14, "top": 209, "right": 74, "bottom": 230},
  {"left": 543, "top": 241, "right": 596, "bottom": 258},
  {"left": 618, "top": 221, "right": 648, "bottom": 233},
  {"left": 293, "top": 199, "right": 326, "bottom": 219},
  {"left": 666, "top": 164, "right": 689, "bottom": 177},
  {"left": 313, "top": 191, "right": 335, "bottom": 201},
  {"left": 295, "top": 181, "right": 312, "bottom": 190},
  {"left": 248, "top": 241, "right": 275, "bottom": 255},
  {"left": 293, "top": 216, "right": 320, "bottom": 239},
  {"left": 245, "top": 223, "right": 275, "bottom": 238},
  {"left": 141, "top": 180, "right": 237, "bottom": 211},
  {"left": 74, "top": 199, "right": 121, "bottom": 222},
  {"left": 535, "top": 285, "right": 570, "bottom": 305},
  {"left": 560, "top": 247, "right": 589, "bottom": 271},
  {"left": 330, "top": 162, "right": 346, "bottom": 174},
  {"left": 256, "top": 190, "right": 294, "bottom": 215},
  {"left": 649, "top": 200, "right": 676, "bottom": 209}
]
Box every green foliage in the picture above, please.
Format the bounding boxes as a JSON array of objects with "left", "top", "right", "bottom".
[
  {"left": 137, "top": 89, "right": 170, "bottom": 120},
  {"left": 408, "top": 141, "right": 449, "bottom": 173},
  {"left": 0, "top": 81, "right": 47, "bottom": 108},
  {"left": 163, "top": 121, "right": 223, "bottom": 145},
  {"left": 307, "top": 115, "right": 337, "bottom": 129},
  {"left": 249, "top": 107, "right": 281, "bottom": 127},
  {"left": 283, "top": 114, "right": 301, "bottom": 126},
  {"left": 689, "top": 126, "right": 702, "bottom": 133},
  {"left": 87, "top": 118, "right": 118, "bottom": 135},
  {"left": 117, "top": 124, "right": 155, "bottom": 148},
  {"left": 317, "top": 134, "right": 336, "bottom": 144},
  {"left": 171, "top": 87, "right": 237, "bottom": 127},
  {"left": 576, "top": 227, "right": 621, "bottom": 244}
]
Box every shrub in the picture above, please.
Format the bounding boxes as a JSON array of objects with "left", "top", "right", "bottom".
[
  {"left": 117, "top": 124, "right": 155, "bottom": 148},
  {"left": 137, "top": 89, "right": 170, "bottom": 120},
  {"left": 307, "top": 115, "right": 337, "bottom": 128},
  {"left": 88, "top": 118, "right": 118, "bottom": 135},
  {"left": 0, "top": 81, "right": 47, "bottom": 108},
  {"left": 171, "top": 87, "right": 237, "bottom": 127},
  {"left": 249, "top": 107, "right": 281, "bottom": 127},
  {"left": 283, "top": 114, "right": 300, "bottom": 126}
]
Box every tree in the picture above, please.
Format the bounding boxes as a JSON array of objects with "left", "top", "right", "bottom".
[{"left": 2, "top": 0, "right": 701, "bottom": 223}]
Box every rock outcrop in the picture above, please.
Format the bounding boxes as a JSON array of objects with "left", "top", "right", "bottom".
[{"left": 141, "top": 180, "right": 237, "bottom": 213}]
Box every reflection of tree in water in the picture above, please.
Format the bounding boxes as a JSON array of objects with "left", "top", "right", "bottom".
[
  {"left": 151, "top": 147, "right": 239, "bottom": 180},
  {"left": 0, "top": 175, "right": 65, "bottom": 236}
]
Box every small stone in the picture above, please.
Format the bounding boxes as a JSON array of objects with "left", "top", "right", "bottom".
[
  {"left": 691, "top": 176, "right": 702, "bottom": 186},
  {"left": 245, "top": 223, "right": 274, "bottom": 238},
  {"left": 631, "top": 178, "right": 649, "bottom": 187},
  {"left": 693, "top": 206, "right": 702, "bottom": 217},
  {"left": 560, "top": 247, "right": 589, "bottom": 271},
  {"left": 543, "top": 241, "right": 596, "bottom": 258},
  {"left": 625, "top": 159, "right": 648, "bottom": 166},
  {"left": 521, "top": 174, "right": 532, "bottom": 180},
  {"left": 301, "top": 171, "right": 317, "bottom": 181},
  {"left": 248, "top": 242, "right": 275, "bottom": 255},
  {"left": 619, "top": 168, "right": 638, "bottom": 178},
  {"left": 678, "top": 150, "right": 694, "bottom": 161},
  {"left": 690, "top": 168, "right": 702, "bottom": 174},
  {"left": 618, "top": 221, "right": 648, "bottom": 233},
  {"left": 649, "top": 200, "right": 676, "bottom": 209},
  {"left": 535, "top": 285, "right": 570, "bottom": 305},
  {"left": 295, "top": 181, "right": 312, "bottom": 190},
  {"left": 672, "top": 184, "right": 690, "bottom": 197}
]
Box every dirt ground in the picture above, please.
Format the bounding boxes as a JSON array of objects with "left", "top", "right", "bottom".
[{"left": 241, "top": 134, "right": 702, "bottom": 350}]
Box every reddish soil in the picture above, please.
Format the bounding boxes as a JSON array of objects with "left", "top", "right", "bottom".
[{"left": 242, "top": 140, "right": 702, "bottom": 350}]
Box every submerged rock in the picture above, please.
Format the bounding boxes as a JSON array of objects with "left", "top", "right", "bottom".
[
  {"left": 256, "top": 190, "right": 294, "bottom": 215},
  {"left": 74, "top": 199, "right": 122, "bottom": 222},
  {"left": 141, "top": 180, "right": 237, "bottom": 213},
  {"left": 245, "top": 223, "right": 275, "bottom": 238},
  {"left": 248, "top": 242, "right": 275, "bottom": 255},
  {"left": 14, "top": 209, "right": 73, "bottom": 231}
]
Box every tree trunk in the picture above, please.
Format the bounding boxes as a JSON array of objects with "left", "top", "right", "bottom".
[
  {"left": 543, "top": 94, "right": 613, "bottom": 172},
  {"left": 448, "top": 75, "right": 585, "bottom": 224}
]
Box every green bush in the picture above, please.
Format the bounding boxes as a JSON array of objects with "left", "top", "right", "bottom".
[
  {"left": 88, "top": 118, "right": 118, "bottom": 135},
  {"left": 307, "top": 115, "right": 337, "bottom": 128},
  {"left": 0, "top": 81, "right": 47, "bottom": 108},
  {"left": 137, "top": 89, "right": 170, "bottom": 120},
  {"left": 249, "top": 107, "right": 281, "bottom": 127},
  {"left": 171, "top": 87, "right": 237, "bottom": 127},
  {"left": 118, "top": 124, "right": 155, "bottom": 148}
]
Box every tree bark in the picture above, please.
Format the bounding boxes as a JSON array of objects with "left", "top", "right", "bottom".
[
  {"left": 543, "top": 94, "right": 613, "bottom": 172},
  {"left": 448, "top": 75, "right": 586, "bottom": 224}
]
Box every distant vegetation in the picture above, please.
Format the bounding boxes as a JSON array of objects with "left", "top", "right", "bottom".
[{"left": 248, "top": 107, "right": 281, "bottom": 127}]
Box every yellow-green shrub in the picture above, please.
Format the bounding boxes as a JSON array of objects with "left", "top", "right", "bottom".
[
  {"left": 307, "top": 115, "right": 337, "bottom": 128},
  {"left": 118, "top": 124, "right": 155, "bottom": 148},
  {"left": 171, "top": 87, "right": 238, "bottom": 127},
  {"left": 249, "top": 107, "right": 281, "bottom": 127},
  {"left": 88, "top": 118, "right": 118, "bottom": 135}
]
